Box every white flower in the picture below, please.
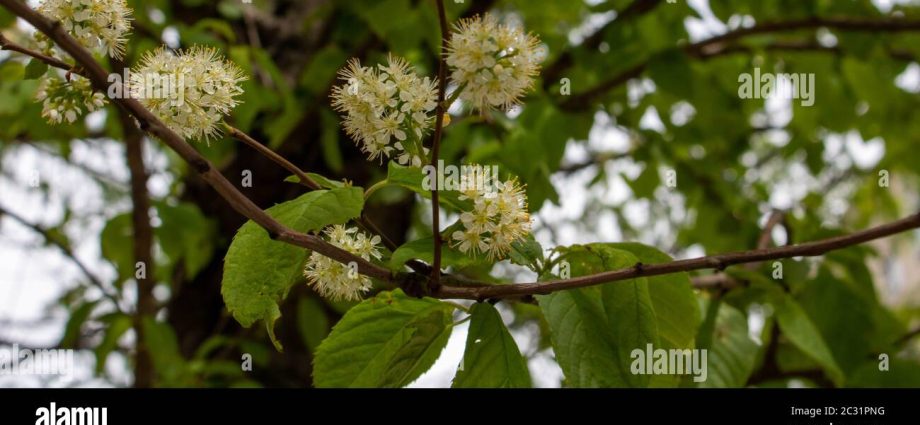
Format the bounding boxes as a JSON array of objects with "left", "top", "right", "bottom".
[
  {"left": 446, "top": 14, "right": 542, "bottom": 111},
  {"left": 36, "top": 75, "right": 107, "bottom": 125},
  {"left": 37, "top": 0, "right": 133, "bottom": 59},
  {"left": 331, "top": 55, "right": 439, "bottom": 165},
  {"left": 130, "top": 46, "right": 246, "bottom": 143},
  {"left": 451, "top": 166, "right": 531, "bottom": 260},
  {"left": 303, "top": 225, "right": 383, "bottom": 301}
]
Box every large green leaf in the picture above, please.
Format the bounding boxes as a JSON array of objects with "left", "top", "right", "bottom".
[
  {"left": 539, "top": 242, "right": 700, "bottom": 387},
  {"left": 313, "top": 289, "right": 455, "bottom": 387},
  {"left": 539, "top": 244, "right": 660, "bottom": 387},
  {"left": 696, "top": 300, "right": 760, "bottom": 388},
  {"left": 539, "top": 286, "right": 629, "bottom": 387},
  {"left": 452, "top": 303, "right": 531, "bottom": 388},
  {"left": 603, "top": 243, "right": 701, "bottom": 351},
  {"left": 774, "top": 294, "right": 845, "bottom": 385},
  {"left": 221, "top": 187, "right": 364, "bottom": 350}
]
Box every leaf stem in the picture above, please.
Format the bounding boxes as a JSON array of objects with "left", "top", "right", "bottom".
[{"left": 363, "top": 179, "right": 390, "bottom": 200}]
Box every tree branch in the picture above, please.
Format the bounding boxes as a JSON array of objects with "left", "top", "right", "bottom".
[
  {"left": 560, "top": 16, "right": 920, "bottom": 110},
  {"left": 226, "top": 124, "right": 321, "bottom": 190},
  {"left": 428, "top": 0, "right": 450, "bottom": 290},
  {"left": 435, "top": 211, "right": 920, "bottom": 299},
  {"left": 0, "top": 0, "right": 394, "bottom": 283},
  {"left": 111, "top": 55, "right": 156, "bottom": 388},
  {"left": 0, "top": 204, "right": 122, "bottom": 309},
  {"left": 542, "top": 0, "right": 664, "bottom": 86},
  {"left": 0, "top": 31, "right": 76, "bottom": 72},
  {"left": 225, "top": 125, "right": 402, "bottom": 253},
  {"left": 691, "top": 210, "right": 786, "bottom": 289},
  {"left": 6, "top": 0, "right": 920, "bottom": 305}
]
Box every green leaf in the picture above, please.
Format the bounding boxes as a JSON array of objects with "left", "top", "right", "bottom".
[
  {"left": 538, "top": 244, "right": 659, "bottom": 387},
  {"left": 604, "top": 243, "right": 701, "bottom": 351},
  {"left": 452, "top": 303, "right": 531, "bottom": 388},
  {"left": 313, "top": 289, "right": 455, "bottom": 387},
  {"left": 221, "top": 187, "right": 364, "bottom": 351},
  {"left": 283, "top": 172, "right": 346, "bottom": 189},
  {"left": 0, "top": 62, "right": 24, "bottom": 81},
  {"left": 59, "top": 300, "right": 98, "bottom": 349},
  {"left": 142, "top": 318, "right": 188, "bottom": 386},
  {"left": 94, "top": 313, "right": 132, "bottom": 374},
  {"left": 24, "top": 60, "right": 48, "bottom": 80},
  {"left": 540, "top": 243, "right": 700, "bottom": 387},
  {"left": 648, "top": 49, "right": 695, "bottom": 100},
  {"left": 389, "top": 236, "right": 478, "bottom": 271},
  {"left": 539, "top": 286, "right": 629, "bottom": 387},
  {"left": 0, "top": 8, "right": 15, "bottom": 27},
  {"left": 847, "top": 359, "right": 920, "bottom": 388},
  {"left": 155, "top": 202, "right": 215, "bottom": 280},
  {"left": 386, "top": 161, "right": 467, "bottom": 211},
  {"left": 696, "top": 300, "right": 760, "bottom": 388},
  {"left": 297, "top": 297, "right": 330, "bottom": 353},
  {"left": 508, "top": 234, "right": 544, "bottom": 271},
  {"left": 774, "top": 294, "right": 845, "bottom": 385},
  {"left": 100, "top": 213, "right": 134, "bottom": 280}
]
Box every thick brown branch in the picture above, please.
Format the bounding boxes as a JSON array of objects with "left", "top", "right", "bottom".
[
  {"left": 435, "top": 211, "right": 920, "bottom": 299},
  {"left": 7, "top": 0, "right": 920, "bottom": 305},
  {"left": 0, "top": 0, "right": 394, "bottom": 283},
  {"left": 112, "top": 55, "right": 156, "bottom": 388}
]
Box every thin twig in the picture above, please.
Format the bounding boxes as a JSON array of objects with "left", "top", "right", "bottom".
[
  {"left": 226, "top": 124, "right": 321, "bottom": 190},
  {"left": 0, "top": 32, "right": 76, "bottom": 72},
  {"left": 0, "top": 204, "right": 123, "bottom": 309},
  {"left": 226, "top": 124, "right": 401, "bottom": 252},
  {"left": 561, "top": 16, "right": 920, "bottom": 110}
]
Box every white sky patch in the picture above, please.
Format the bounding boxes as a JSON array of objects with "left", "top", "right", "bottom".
[{"left": 895, "top": 62, "right": 920, "bottom": 93}]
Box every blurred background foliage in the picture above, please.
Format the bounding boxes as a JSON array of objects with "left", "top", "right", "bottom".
[{"left": 1, "top": 0, "right": 919, "bottom": 387}]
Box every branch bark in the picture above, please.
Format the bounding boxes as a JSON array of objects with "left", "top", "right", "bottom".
[
  {"left": 5, "top": 0, "right": 920, "bottom": 304},
  {"left": 0, "top": 0, "right": 394, "bottom": 283},
  {"left": 112, "top": 56, "right": 156, "bottom": 388},
  {"left": 435, "top": 211, "right": 920, "bottom": 299},
  {"left": 428, "top": 0, "right": 451, "bottom": 290},
  {"left": 560, "top": 16, "right": 920, "bottom": 110}
]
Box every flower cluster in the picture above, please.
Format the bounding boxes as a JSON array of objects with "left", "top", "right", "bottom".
[
  {"left": 36, "top": 75, "right": 106, "bottom": 124},
  {"left": 452, "top": 166, "right": 532, "bottom": 260},
  {"left": 130, "top": 46, "right": 246, "bottom": 142},
  {"left": 446, "top": 14, "right": 542, "bottom": 111},
  {"left": 331, "top": 55, "right": 439, "bottom": 166},
  {"left": 303, "top": 225, "right": 382, "bottom": 301},
  {"left": 36, "top": 0, "right": 133, "bottom": 59}
]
